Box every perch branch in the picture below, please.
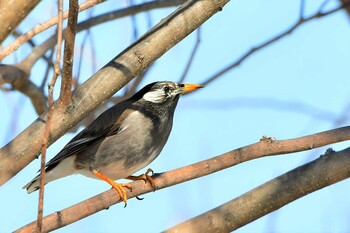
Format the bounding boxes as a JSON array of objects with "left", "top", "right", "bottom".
[
  {"left": 164, "top": 147, "right": 350, "bottom": 232},
  {"left": 15, "top": 126, "right": 350, "bottom": 232}
]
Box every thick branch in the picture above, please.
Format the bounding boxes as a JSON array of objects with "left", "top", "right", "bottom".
[
  {"left": 15, "top": 126, "right": 350, "bottom": 232},
  {"left": 165, "top": 147, "right": 350, "bottom": 232},
  {"left": 0, "top": 0, "right": 40, "bottom": 43},
  {"left": 0, "top": 0, "right": 229, "bottom": 185}
]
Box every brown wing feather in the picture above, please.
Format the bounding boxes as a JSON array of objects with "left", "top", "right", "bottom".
[{"left": 44, "top": 100, "right": 134, "bottom": 171}]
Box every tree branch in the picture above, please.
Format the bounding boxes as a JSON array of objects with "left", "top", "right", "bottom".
[
  {"left": 59, "top": 0, "right": 79, "bottom": 105},
  {"left": 203, "top": 1, "right": 350, "bottom": 85},
  {"left": 0, "top": 0, "right": 105, "bottom": 61},
  {"left": 164, "top": 147, "right": 350, "bottom": 232},
  {"left": 3, "top": 0, "right": 187, "bottom": 64},
  {"left": 0, "top": 0, "right": 40, "bottom": 43},
  {"left": 0, "top": 64, "right": 47, "bottom": 114},
  {"left": 0, "top": 0, "right": 229, "bottom": 185},
  {"left": 178, "top": 27, "right": 201, "bottom": 83},
  {"left": 36, "top": 1, "right": 64, "bottom": 231},
  {"left": 14, "top": 126, "right": 350, "bottom": 232}
]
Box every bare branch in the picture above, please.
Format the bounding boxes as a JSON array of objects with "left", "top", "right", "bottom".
[
  {"left": 203, "top": 2, "right": 350, "bottom": 85},
  {"left": 15, "top": 126, "right": 350, "bottom": 232},
  {"left": 299, "top": 0, "right": 305, "bottom": 19},
  {"left": 0, "top": 0, "right": 106, "bottom": 61},
  {"left": 59, "top": 0, "right": 79, "bottom": 105},
  {"left": 0, "top": 64, "right": 47, "bottom": 114},
  {"left": 36, "top": 1, "right": 64, "bottom": 231},
  {"left": 21, "top": 0, "right": 187, "bottom": 68},
  {"left": 164, "top": 147, "right": 350, "bottom": 232},
  {"left": 178, "top": 27, "right": 201, "bottom": 83},
  {"left": 0, "top": 0, "right": 40, "bottom": 43},
  {"left": 189, "top": 97, "right": 337, "bottom": 121}
]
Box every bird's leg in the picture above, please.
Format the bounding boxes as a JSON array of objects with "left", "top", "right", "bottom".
[
  {"left": 92, "top": 169, "right": 132, "bottom": 207},
  {"left": 126, "top": 168, "right": 156, "bottom": 191}
]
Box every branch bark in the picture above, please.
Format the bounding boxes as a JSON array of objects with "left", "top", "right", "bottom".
[
  {"left": 21, "top": 0, "right": 187, "bottom": 68},
  {"left": 0, "top": 0, "right": 105, "bottom": 61},
  {"left": 0, "top": 0, "right": 40, "bottom": 43},
  {"left": 14, "top": 126, "right": 350, "bottom": 232},
  {"left": 59, "top": 0, "right": 79, "bottom": 105},
  {"left": 164, "top": 147, "right": 350, "bottom": 232},
  {"left": 0, "top": 0, "right": 229, "bottom": 185},
  {"left": 0, "top": 64, "right": 47, "bottom": 114}
]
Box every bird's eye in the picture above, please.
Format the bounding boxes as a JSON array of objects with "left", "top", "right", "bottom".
[{"left": 164, "top": 86, "right": 170, "bottom": 93}]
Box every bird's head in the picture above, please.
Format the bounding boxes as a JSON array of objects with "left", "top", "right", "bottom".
[{"left": 133, "top": 81, "right": 203, "bottom": 104}]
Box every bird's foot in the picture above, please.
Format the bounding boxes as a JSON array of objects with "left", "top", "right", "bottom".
[
  {"left": 92, "top": 170, "right": 132, "bottom": 207},
  {"left": 126, "top": 168, "right": 156, "bottom": 191}
]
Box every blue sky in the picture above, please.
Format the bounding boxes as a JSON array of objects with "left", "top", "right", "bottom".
[{"left": 1, "top": 0, "right": 350, "bottom": 232}]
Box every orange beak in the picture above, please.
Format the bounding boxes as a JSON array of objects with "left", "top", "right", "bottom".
[{"left": 179, "top": 84, "right": 204, "bottom": 94}]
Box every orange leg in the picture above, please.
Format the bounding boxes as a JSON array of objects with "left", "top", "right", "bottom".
[
  {"left": 126, "top": 168, "right": 156, "bottom": 191},
  {"left": 92, "top": 170, "right": 132, "bottom": 207}
]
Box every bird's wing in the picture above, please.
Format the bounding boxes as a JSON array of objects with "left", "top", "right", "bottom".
[{"left": 44, "top": 101, "right": 133, "bottom": 171}]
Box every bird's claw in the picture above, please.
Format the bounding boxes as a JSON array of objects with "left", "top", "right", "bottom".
[{"left": 126, "top": 168, "right": 156, "bottom": 191}]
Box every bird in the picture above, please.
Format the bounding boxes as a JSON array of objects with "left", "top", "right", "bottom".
[{"left": 23, "top": 81, "right": 203, "bottom": 206}]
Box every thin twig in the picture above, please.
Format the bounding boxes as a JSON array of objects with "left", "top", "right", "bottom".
[
  {"left": 12, "top": 30, "right": 52, "bottom": 64},
  {"left": 0, "top": 0, "right": 106, "bottom": 61},
  {"left": 75, "top": 8, "right": 95, "bottom": 85},
  {"left": 36, "top": 0, "right": 64, "bottom": 231},
  {"left": 20, "top": 0, "right": 187, "bottom": 69},
  {"left": 124, "top": 64, "right": 154, "bottom": 97},
  {"left": 299, "top": 0, "right": 305, "bottom": 19},
  {"left": 40, "top": 47, "right": 55, "bottom": 90},
  {"left": 143, "top": 0, "right": 154, "bottom": 28},
  {"left": 203, "top": 1, "right": 350, "bottom": 85},
  {"left": 178, "top": 27, "right": 201, "bottom": 83},
  {"left": 186, "top": 97, "right": 337, "bottom": 121},
  {"left": 318, "top": 0, "right": 331, "bottom": 12},
  {"left": 128, "top": 0, "right": 140, "bottom": 41}
]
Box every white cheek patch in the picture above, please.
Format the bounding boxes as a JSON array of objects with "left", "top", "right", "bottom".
[{"left": 143, "top": 89, "right": 166, "bottom": 103}]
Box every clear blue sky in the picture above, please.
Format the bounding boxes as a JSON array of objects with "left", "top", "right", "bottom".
[{"left": 1, "top": 0, "right": 350, "bottom": 232}]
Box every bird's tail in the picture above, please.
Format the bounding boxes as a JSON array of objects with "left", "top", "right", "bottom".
[
  {"left": 22, "top": 174, "right": 42, "bottom": 193},
  {"left": 23, "top": 156, "right": 78, "bottom": 193}
]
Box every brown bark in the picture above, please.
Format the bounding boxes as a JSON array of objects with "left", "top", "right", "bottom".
[
  {"left": 0, "top": 0, "right": 106, "bottom": 61},
  {"left": 59, "top": 0, "right": 79, "bottom": 105},
  {"left": 164, "top": 147, "right": 350, "bottom": 232},
  {"left": 0, "top": 0, "right": 40, "bottom": 43},
  {"left": 0, "top": 64, "right": 47, "bottom": 114}
]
